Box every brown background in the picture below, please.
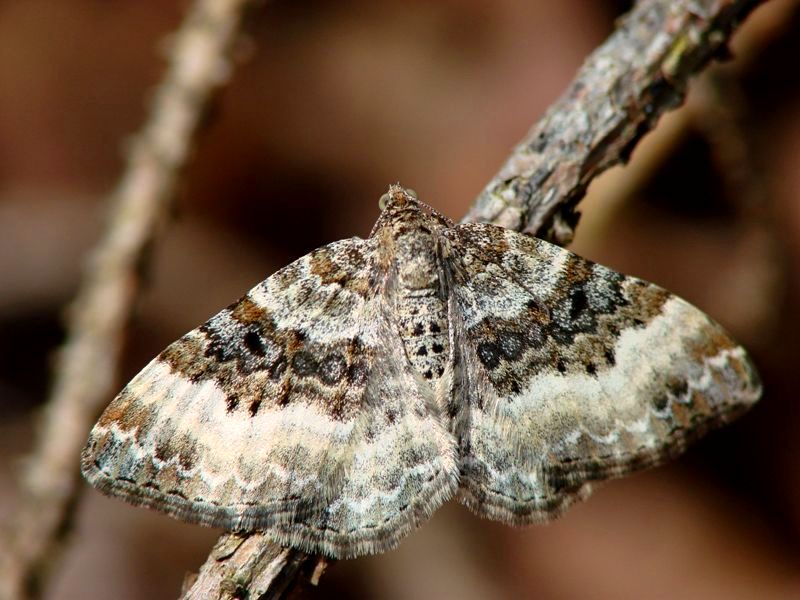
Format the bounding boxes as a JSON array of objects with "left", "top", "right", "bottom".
[{"left": 1, "top": 1, "right": 800, "bottom": 598}]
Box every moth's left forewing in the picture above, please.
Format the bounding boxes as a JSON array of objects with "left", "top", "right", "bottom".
[
  {"left": 440, "top": 222, "right": 761, "bottom": 524},
  {"left": 81, "top": 237, "right": 383, "bottom": 532}
]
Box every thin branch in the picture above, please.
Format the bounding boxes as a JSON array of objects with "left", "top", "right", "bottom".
[
  {"left": 180, "top": 1, "right": 767, "bottom": 598},
  {"left": 463, "top": 0, "right": 766, "bottom": 245},
  {"left": 180, "top": 533, "right": 327, "bottom": 600},
  {"left": 0, "top": 0, "right": 256, "bottom": 598}
]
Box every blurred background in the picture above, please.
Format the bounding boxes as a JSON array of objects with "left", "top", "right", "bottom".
[{"left": 1, "top": 0, "right": 800, "bottom": 598}]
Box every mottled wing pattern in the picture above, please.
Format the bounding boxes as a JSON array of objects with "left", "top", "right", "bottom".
[
  {"left": 81, "top": 236, "right": 457, "bottom": 557},
  {"left": 441, "top": 223, "right": 761, "bottom": 524}
]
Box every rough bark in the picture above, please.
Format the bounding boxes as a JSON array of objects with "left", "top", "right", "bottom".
[{"left": 462, "top": 0, "right": 764, "bottom": 246}]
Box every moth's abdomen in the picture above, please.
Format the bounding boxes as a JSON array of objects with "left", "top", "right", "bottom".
[
  {"left": 390, "top": 225, "right": 450, "bottom": 383},
  {"left": 396, "top": 291, "right": 449, "bottom": 382}
]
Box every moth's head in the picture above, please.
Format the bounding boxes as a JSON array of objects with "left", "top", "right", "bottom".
[
  {"left": 370, "top": 184, "right": 451, "bottom": 237},
  {"left": 378, "top": 184, "right": 418, "bottom": 212}
]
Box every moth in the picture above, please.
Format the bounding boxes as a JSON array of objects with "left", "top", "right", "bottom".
[{"left": 82, "top": 185, "right": 760, "bottom": 559}]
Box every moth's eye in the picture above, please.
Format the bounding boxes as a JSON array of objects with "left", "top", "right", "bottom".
[
  {"left": 405, "top": 188, "right": 418, "bottom": 200},
  {"left": 378, "top": 193, "right": 390, "bottom": 211}
]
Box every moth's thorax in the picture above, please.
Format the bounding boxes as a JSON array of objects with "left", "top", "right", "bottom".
[{"left": 376, "top": 192, "right": 450, "bottom": 383}]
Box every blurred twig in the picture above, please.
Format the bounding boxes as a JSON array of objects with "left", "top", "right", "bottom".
[
  {"left": 463, "top": 0, "right": 766, "bottom": 246},
  {"left": 0, "top": 0, "right": 256, "bottom": 598},
  {"left": 687, "top": 74, "right": 780, "bottom": 338}
]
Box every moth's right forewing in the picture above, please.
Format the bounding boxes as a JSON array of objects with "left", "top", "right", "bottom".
[{"left": 440, "top": 223, "right": 761, "bottom": 524}]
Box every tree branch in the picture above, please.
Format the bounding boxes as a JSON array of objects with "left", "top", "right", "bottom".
[
  {"left": 179, "top": 1, "right": 767, "bottom": 598},
  {"left": 180, "top": 533, "right": 328, "bottom": 600},
  {"left": 0, "top": 1, "right": 256, "bottom": 598},
  {"left": 463, "top": 0, "right": 766, "bottom": 245}
]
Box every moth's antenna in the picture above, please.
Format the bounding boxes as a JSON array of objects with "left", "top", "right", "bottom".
[
  {"left": 390, "top": 184, "right": 455, "bottom": 227},
  {"left": 414, "top": 197, "right": 455, "bottom": 228}
]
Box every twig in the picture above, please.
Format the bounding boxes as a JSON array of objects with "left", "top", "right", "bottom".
[
  {"left": 180, "top": 1, "right": 767, "bottom": 598},
  {"left": 463, "top": 0, "right": 766, "bottom": 245},
  {"left": 180, "top": 533, "right": 326, "bottom": 600},
  {"left": 0, "top": 0, "right": 256, "bottom": 598}
]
